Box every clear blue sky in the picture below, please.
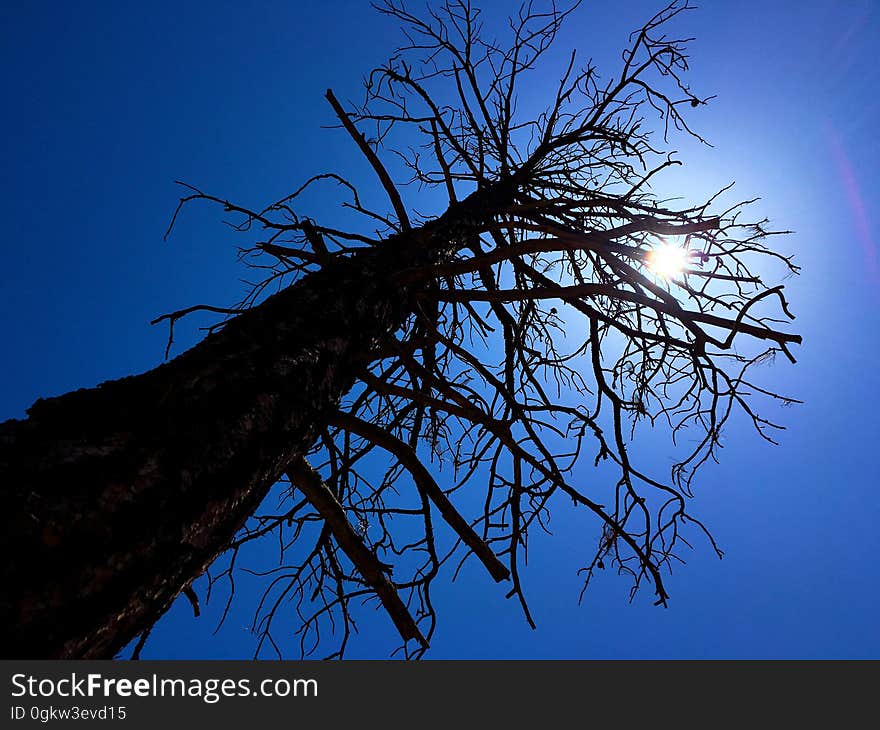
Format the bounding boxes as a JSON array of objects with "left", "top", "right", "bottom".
[{"left": 1, "top": 0, "right": 877, "bottom": 659}]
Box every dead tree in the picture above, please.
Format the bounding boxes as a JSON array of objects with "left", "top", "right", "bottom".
[{"left": 0, "top": 1, "right": 800, "bottom": 659}]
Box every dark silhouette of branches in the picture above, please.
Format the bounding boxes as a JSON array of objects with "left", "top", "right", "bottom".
[
  {"left": 152, "top": 0, "right": 801, "bottom": 659},
  {"left": 0, "top": 0, "right": 801, "bottom": 660}
]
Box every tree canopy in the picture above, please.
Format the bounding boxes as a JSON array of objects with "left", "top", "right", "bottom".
[
  {"left": 158, "top": 0, "right": 800, "bottom": 658},
  {"left": 1, "top": 0, "right": 801, "bottom": 660}
]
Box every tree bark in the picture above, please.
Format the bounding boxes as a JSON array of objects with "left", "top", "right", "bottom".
[{"left": 0, "top": 183, "right": 513, "bottom": 659}]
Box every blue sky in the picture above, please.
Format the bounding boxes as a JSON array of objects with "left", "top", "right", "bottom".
[{"left": 1, "top": 0, "right": 878, "bottom": 659}]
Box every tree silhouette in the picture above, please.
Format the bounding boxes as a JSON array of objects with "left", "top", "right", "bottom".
[{"left": 0, "top": 0, "right": 801, "bottom": 659}]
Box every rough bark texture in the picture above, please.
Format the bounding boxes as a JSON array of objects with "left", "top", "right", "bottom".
[{"left": 0, "top": 184, "right": 512, "bottom": 659}]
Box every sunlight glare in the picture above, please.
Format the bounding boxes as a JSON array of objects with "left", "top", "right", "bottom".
[{"left": 646, "top": 239, "right": 688, "bottom": 279}]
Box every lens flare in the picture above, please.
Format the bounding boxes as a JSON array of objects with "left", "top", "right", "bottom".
[{"left": 646, "top": 240, "right": 688, "bottom": 279}]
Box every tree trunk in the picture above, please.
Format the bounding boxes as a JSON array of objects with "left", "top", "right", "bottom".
[
  {"left": 0, "top": 183, "right": 512, "bottom": 659},
  {"left": 0, "top": 248, "right": 404, "bottom": 658}
]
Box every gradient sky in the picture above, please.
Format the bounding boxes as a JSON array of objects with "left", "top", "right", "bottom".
[{"left": 1, "top": 0, "right": 878, "bottom": 659}]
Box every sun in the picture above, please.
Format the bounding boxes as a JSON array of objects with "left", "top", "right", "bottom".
[{"left": 646, "top": 239, "right": 689, "bottom": 279}]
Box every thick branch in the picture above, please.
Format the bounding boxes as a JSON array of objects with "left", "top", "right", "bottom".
[
  {"left": 286, "top": 456, "right": 427, "bottom": 647},
  {"left": 430, "top": 283, "right": 801, "bottom": 347},
  {"left": 330, "top": 411, "right": 511, "bottom": 583},
  {"left": 326, "top": 89, "right": 411, "bottom": 231}
]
